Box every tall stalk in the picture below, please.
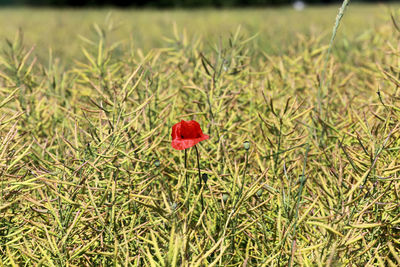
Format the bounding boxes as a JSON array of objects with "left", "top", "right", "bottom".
[{"left": 194, "top": 145, "right": 204, "bottom": 211}]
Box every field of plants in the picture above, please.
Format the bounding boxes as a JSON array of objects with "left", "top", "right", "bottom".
[{"left": 1, "top": 3, "right": 400, "bottom": 266}]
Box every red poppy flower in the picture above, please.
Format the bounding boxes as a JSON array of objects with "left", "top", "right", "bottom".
[{"left": 171, "top": 120, "right": 209, "bottom": 150}]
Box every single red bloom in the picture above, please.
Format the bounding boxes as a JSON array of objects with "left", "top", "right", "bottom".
[{"left": 171, "top": 120, "right": 209, "bottom": 150}]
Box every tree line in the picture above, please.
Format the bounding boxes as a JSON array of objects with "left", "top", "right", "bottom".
[{"left": 0, "top": 0, "right": 391, "bottom": 7}]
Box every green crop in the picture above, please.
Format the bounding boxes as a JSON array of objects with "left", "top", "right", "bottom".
[{"left": 1, "top": 4, "right": 400, "bottom": 266}]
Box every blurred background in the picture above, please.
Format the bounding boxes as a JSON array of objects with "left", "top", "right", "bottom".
[
  {"left": 0, "top": 0, "right": 397, "bottom": 65},
  {"left": 0, "top": 0, "right": 396, "bottom": 7}
]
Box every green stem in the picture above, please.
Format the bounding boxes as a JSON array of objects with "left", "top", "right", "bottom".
[
  {"left": 317, "top": 0, "right": 350, "bottom": 116},
  {"left": 185, "top": 149, "right": 188, "bottom": 189},
  {"left": 287, "top": 143, "right": 310, "bottom": 267},
  {"left": 231, "top": 148, "right": 249, "bottom": 253},
  {"left": 237, "top": 149, "right": 248, "bottom": 206},
  {"left": 194, "top": 145, "right": 204, "bottom": 211}
]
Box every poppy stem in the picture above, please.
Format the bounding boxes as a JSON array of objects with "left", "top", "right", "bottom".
[
  {"left": 194, "top": 145, "right": 204, "bottom": 211},
  {"left": 184, "top": 149, "right": 188, "bottom": 189}
]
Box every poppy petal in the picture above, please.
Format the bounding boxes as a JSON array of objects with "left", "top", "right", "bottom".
[
  {"left": 171, "top": 120, "right": 209, "bottom": 150},
  {"left": 171, "top": 135, "right": 209, "bottom": 150}
]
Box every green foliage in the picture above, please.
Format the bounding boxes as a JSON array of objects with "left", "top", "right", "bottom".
[{"left": 1, "top": 5, "right": 400, "bottom": 266}]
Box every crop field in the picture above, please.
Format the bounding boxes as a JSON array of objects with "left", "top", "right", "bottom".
[{"left": 1, "top": 3, "right": 400, "bottom": 266}]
